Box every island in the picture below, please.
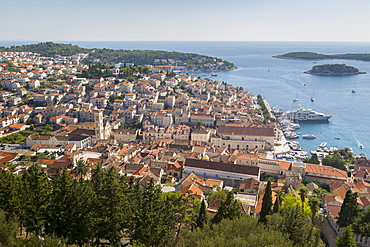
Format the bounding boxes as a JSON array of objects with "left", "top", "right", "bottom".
[
  {"left": 304, "top": 64, "right": 366, "bottom": 76},
  {"left": 273, "top": 51, "right": 370, "bottom": 61},
  {"left": 0, "top": 42, "right": 236, "bottom": 72}
]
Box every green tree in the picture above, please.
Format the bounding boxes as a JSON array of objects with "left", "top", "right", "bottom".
[
  {"left": 73, "top": 159, "right": 89, "bottom": 180},
  {"left": 259, "top": 180, "right": 273, "bottom": 223},
  {"left": 304, "top": 153, "right": 320, "bottom": 164},
  {"left": 352, "top": 207, "right": 370, "bottom": 236},
  {"left": 337, "top": 190, "right": 360, "bottom": 228},
  {"left": 0, "top": 209, "right": 18, "bottom": 247},
  {"left": 196, "top": 200, "right": 207, "bottom": 228},
  {"left": 130, "top": 179, "right": 175, "bottom": 246},
  {"left": 308, "top": 195, "right": 320, "bottom": 224},
  {"left": 275, "top": 189, "right": 285, "bottom": 206},
  {"left": 322, "top": 152, "right": 347, "bottom": 170},
  {"left": 299, "top": 187, "right": 309, "bottom": 210},
  {"left": 279, "top": 205, "right": 324, "bottom": 247},
  {"left": 46, "top": 169, "right": 95, "bottom": 246},
  {"left": 336, "top": 225, "right": 357, "bottom": 247},
  {"left": 273, "top": 196, "right": 280, "bottom": 213},
  {"left": 0, "top": 171, "right": 22, "bottom": 220},
  {"left": 211, "top": 190, "right": 241, "bottom": 224},
  {"left": 21, "top": 164, "right": 51, "bottom": 235},
  {"left": 179, "top": 216, "right": 293, "bottom": 247},
  {"left": 92, "top": 167, "right": 129, "bottom": 245}
]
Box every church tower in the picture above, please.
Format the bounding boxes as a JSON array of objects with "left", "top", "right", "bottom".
[{"left": 93, "top": 110, "right": 105, "bottom": 140}]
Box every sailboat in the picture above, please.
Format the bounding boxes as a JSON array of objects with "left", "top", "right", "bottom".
[
  {"left": 310, "top": 89, "right": 315, "bottom": 102},
  {"left": 293, "top": 91, "right": 299, "bottom": 102},
  {"left": 357, "top": 139, "right": 364, "bottom": 149},
  {"left": 352, "top": 82, "right": 357, "bottom": 93}
]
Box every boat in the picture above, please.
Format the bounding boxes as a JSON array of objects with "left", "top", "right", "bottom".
[
  {"left": 357, "top": 139, "right": 364, "bottom": 149},
  {"left": 310, "top": 97, "right": 315, "bottom": 102},
  {"left": 352, "top": 89, "right": 356, "bottom": 93},
  {"left": 293, "top": 98, "right": 299, "bottom": 102},
  {"left": 319, "top": 142, "right": 327, "bottom": 148},
  {"left": 211, "top": 73, "right": 217, "bottom": 76},
  {"left": 280, "top": 106, "right": 333, "bottom": 122},
  {"left": 302, "top": 134, "right": 316, "bottom": 139},
  {"left": 285, "top": 131, "right": 299, "bottom": 139},
  {"left": 334, "top": 137, "right": 341, "bottom": 140}
]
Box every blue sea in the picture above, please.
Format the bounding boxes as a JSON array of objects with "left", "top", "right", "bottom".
[{"left": 2, "top": 41, "right": 370, "bottom": 156}]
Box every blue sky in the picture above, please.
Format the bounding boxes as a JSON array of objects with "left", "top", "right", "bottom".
[{"left": 2, "top": 0, "right": 370, "bottom": 41}]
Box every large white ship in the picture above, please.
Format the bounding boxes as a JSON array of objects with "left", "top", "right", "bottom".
[{"left": 281, "top": 107, "right": 333, "bottom": 122}]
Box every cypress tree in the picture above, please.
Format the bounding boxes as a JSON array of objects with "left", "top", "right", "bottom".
[
  {"left": 337, "top": 190, "right": 359, "bottom": 228},
  {"left": 273, "top": 196, "right": 280, "bottom": 213},
  {"left": 196, "top": 199, "right": 207, "bottom": 228},
  {"left": 259, "top": 180, "right": 273, "bottom": 223},
  {"left": 336, "top": 225, "right": 357, "bottom": 247}
]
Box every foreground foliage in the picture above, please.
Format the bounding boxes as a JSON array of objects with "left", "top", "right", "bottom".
[{"left": 179, "top": 216, "right": 293, "bottom": 247}]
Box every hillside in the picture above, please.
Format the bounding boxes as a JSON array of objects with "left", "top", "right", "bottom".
[{"left": 0, "top": 42, "right": 236, "bottom": 72}]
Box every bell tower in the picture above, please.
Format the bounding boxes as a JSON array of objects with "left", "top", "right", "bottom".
[{"left": 93, "top": 110, "right": 104, "bottom": 140}]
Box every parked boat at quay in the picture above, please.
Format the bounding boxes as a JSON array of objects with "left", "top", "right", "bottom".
[
  {"left": 280, "top": 106, "right": 333, "bottom": 122},
  {"left": 285, "top": 131, "right": 299, "bottom": 139}
]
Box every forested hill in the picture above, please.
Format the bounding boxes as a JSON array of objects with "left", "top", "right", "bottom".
[
  {"left": 0, "top": 42, "right": 236, "bottom": 71},
  {"left": 273, "top": 52, "right": 370, "bottom": 61}
]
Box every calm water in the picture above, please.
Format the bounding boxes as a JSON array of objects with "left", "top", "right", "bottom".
[{"left": 2, "top": 41, "right": 370, "bottom": 155}]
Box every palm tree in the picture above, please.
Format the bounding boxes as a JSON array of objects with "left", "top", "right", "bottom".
[
  {"left": 73, "top": 159, "right": 89, "bottom": 180},
  {"left": 299, "top": 187, "right": 308, "bottom": 210},
  {"left": 275, "top": 189, "right": 286, "bottom": 206},
  {"left": 309, "top": 195, "right": 320, "bottom": 224}
]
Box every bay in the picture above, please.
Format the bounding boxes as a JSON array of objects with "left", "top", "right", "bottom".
[{"left": 2, "top": 41, "right": 370, "bottom": 156}]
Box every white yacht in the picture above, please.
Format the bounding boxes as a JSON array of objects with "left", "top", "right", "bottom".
[{"left": 281, "top": 106, "right": 333, "bottom": 122}]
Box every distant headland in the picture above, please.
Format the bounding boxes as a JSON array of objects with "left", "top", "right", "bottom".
[
  {"left": 273, "top": 52, "right": 370, "bottom": 62},
  {"left": 304, "top": 64, "right": 366, "bottom": 76},
  {"left": 0, "top": 42, "right": 237, "bottom": 72}
]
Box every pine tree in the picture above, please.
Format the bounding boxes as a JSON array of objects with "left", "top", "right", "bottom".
[
  {"left": 259, "top": 180, "right": 273, "bottom": 223},
  {"left": 337, "top": 190, "right": 360, "bottom": 228},
  {"left": 45, "top": 169, "right": 74, "bottom": 237},
  {"left": 130, "top": 179, "right": 175, "bottom": 246},
  {"left": 21, "top": 164, "right": 51, "bottom": 235},
  {"left": 211, "top": 190, "right": 241, "bottom": 224},
  {"left": 196, "top": 199, "right": 207, "bottom": 228},
  {"left": 336, "top": 225, "right": 357, "bottom": 247},
  {"left": 281, "top": 205, "right": 324, "bottom": 247},
  {"left": 92, "top": 167, "right": 128, "bottom": 245},
  {"left": 0, "top": 209, "right": 18, "bottom": 246}
]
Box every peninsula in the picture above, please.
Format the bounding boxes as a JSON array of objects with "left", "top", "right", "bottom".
[
  {"left": 304, "top": 64, "right": 366, "bottom": 76},
  {"left": 0, "top": 42, "right": 236, "bottom": 72},
  {"left": 273, "top": 51, "right": 370, "bottom": 61}
]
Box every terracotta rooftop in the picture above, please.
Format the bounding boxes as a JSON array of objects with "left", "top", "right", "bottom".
[{"left": 184, "top": 158, "right": 260, "bottom": 176}]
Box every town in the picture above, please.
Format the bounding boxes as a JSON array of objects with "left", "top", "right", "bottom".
[{"left": 0, "top": 48, "right": 369, "bottom": 246}]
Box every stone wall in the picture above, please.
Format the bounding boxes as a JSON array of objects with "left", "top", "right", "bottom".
[{"left": 321, "top": 213, "right": 370, "bottom": 247}]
